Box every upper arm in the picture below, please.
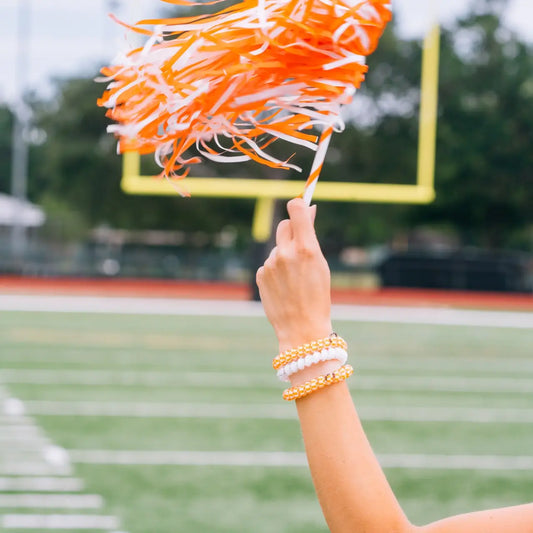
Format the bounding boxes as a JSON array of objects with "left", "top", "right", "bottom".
[{"left": 416, "top": 503, "right": 533, "bottom": 533}]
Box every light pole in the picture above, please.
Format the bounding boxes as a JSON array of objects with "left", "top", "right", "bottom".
[{"left": 10, "top": 0, "right": 31, "bottom": 263}]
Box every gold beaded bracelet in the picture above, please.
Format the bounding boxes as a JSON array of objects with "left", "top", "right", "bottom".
[
  {"left": 282, "top": 364, "right": 354, "bottom": 401},
  {"left": 272, "top": 334, "right": 348, "bottom": 371}
]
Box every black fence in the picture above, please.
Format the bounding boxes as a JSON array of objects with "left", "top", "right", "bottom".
[
  {"left": 2, "top": 233, "right": 532, "bottom": 294},
  {"left": 377, "top": 250, "right": 532, "bottom": 293}
]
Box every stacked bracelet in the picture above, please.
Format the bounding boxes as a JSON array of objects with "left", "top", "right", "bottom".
[
  {"left": 272, "top": 335, "right": 348, "bottom": 370},
  {"left": 272, "top": 334, "right": 353, "bottom": 400},
  {"left": 283, "top": 364, "right": 354, "bottom": 401},
  {"left": 276, "top": 346, "right": 348, "bottom": 382}
]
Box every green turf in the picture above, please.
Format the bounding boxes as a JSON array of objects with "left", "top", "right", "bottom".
[
  {"left": 1, "top": 310, "right": 532, "bottom": 532},
  {"left": 76, "top": 464, "right": 326, "bottom": 533},
  {"left": 30, "top": 416, "right": 533, "bottom": 456}
]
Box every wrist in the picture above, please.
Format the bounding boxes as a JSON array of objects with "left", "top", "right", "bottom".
[
  {"left": 277, "top": 322, "right": 333, "bottom": 353},
  {"left": 289, "top": 359, "right": 342, "bottom": 387},
  {"left": 273, "top": 332, "right": 353, "bottom": 401}
]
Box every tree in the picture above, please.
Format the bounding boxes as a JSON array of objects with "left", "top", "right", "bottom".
[
  {"left": 408, "top": 3, "right": 533, "bottom": 248},
  {"left": 30, "top": 74, "right": 255, "bottom": 240},
  {"left": 317, "top": 3, "right": 533, "bottom": 251}
]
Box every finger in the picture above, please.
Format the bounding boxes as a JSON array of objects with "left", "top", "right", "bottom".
[
  {"left": 287, "top": 198, "right": 317, "bottom": 245},
  {"left": 310, "top": 204, "right": 317, "bottom": 225},
  {"left": 276, "top": 219, "right": 292, "bottom": 247},
  {"left": 267, "top": 246, "right": 278, "bottom": 262},
  {"left": 256, "top": 266, "right": 264, "bottom": 284}
]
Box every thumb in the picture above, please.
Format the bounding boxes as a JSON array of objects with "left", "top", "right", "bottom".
[{"left": 287, "top": 198, "right": 317, "bottom": 245}]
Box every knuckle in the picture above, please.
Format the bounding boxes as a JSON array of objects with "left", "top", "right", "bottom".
[
  {"left": 296, "top": 243, "right": 315, "bottom": 258},
  {"left": 276, "top": 248, "right": 291, "bottom": 264},
  {"left": 263, "top": 258, "right": 274, "bottom": 271},
  {"left": 277, "top": 219, "right": 290, "bottom": 233}
]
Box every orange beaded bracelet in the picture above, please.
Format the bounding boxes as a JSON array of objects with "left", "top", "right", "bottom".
[
  {"left": 272, "top": 334, "right": 348, "bottom": 371},
  {"left": 282, "top": 364, "right": 354, "bottom": 401}
]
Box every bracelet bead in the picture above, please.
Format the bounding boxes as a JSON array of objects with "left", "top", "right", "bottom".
[
  {"left": 276, "top": 347, "right": 348, "bottom": 382},
  {"left": 282, "top": 364, "right": 354, "bottom": 401},
  {"left": 273, "top": 335, "right": 348, "bottom": 370}
]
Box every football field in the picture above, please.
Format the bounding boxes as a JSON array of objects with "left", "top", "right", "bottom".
[{"left": 1, "top": 297, "right": 532, "bottom": 532}]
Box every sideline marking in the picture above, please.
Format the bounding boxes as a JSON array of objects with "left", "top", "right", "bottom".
[
  {"left": 0, "top": 416, "right": 32, "bottom": 425},
  {"left": 0, "top": 441, "right": 53, "bottom": 452},
  {"left": 4, "top": 369, "right": 533, "bottom": 394},
  {"left": 353, "top": 356, "right": 533, "bottom": 374},
  {"left": 334, "top": 304, "right": 533, "bottom": 329},
  {"left": 0, "top": 477, "right": 84, "bottom": 492},
  {"left": 0, "top": 494, "right": 103, "bottom": 509},
  {"left": 0, "top": 426, "right": 43, "bottom": 436},
  {"left": 1, "top": 513, "right": 120, "bottom": 530},
  {"left": 69, "top": 449, "right": 533, "bottom": 471},
  {"left": 2, "top": 351, "right": 533, "bottom": 375},
  {"left": 0, "top": 463, "right": 72, "bottom": 476},
  {"left": 0, "top": 349, "right": 533, "bottom": 374},
  {"left": 0, "top": 295, "right": 532, "bottom": 328},
  {"left": 21, "top": 400, "right": 533, "bottom": 424},
  {"left": 0, "top": 386, "right": 123, "bottom": 531}
]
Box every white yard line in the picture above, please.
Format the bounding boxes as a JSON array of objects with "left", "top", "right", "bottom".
[
  {"left": 0, "top": 295, "right": 264, "bottom": 318},
  {"left": 0, "top": 463, "right": 72, "bottom": 476},
  {"left": 0, "top": 435, "right": 49, "bottom": 445},
  {"left": 361, "top": 375, "right": 533, "bottom": 394},
  {"left": 2, "top": 353, "right": 533, "bottom": 376},
  {"left": 0, "top": 416, "right": 33, "bottom": 425},
  {"left": 1, "top": 452, "right": 62, "bottom": 466},
  {"left": 380, "top": 454, "right": 533, "bottom": 470},
  {"left": 0, "top": 386, "right": 123, "bottom": 532},
  {"left": 352, "top": 354, "right": 533, "bottom": 374},
  {"left": 68, "top": 449, "right": 533, "bottom": 471},
  {"left": 0, "top": 494, "right": 103, "bottom": 509},
  {"left": 0, "top": 369, "right": 269, "bottom": 388},
  {"left": 4, "top": 369, "right": 533, "bottom": 394},
  {"left": 0, "top": 295, "right": 532, "bottom": 329},
  {"left": 0, "top": 426, "right": 43, "bottom": 436},
  {"left": 1, "top": 514, "right": 120, "bottom": 530},
  {"left": 23, "top": 400, "right": 294, "bottom": 419},
  {"left": 21, "top": 400, "right": 533, "bottom": 424},
  {"left": 0, "top": 441, "right": 53, "bottom": 452},
  {"left": 333, "top": 304, "right": 533, "bottom": 329},
  {"left": 0, "top": 477, "right": 84, "bottom": 492},
  {"left": 70, "top": 449, "right": 307, "bottom": 467}
]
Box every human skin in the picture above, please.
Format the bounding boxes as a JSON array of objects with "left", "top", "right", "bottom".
[{"left": 256, "top": 197, "right": 533, "bottom": 533}]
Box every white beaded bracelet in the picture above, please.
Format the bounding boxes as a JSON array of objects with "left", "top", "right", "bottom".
[{"left": 276, "top": 347, "right": 348, "bottom": 382}]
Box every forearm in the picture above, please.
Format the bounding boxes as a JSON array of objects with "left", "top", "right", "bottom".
[
  {"left": 294, "top": 373, "right": 533, "bottom": 533},
  {"left": 258, "top": 199, "right": 532, "bottom": 533},
  {"left": 294, "top": 377, "right": 413, "bottom": 533}
]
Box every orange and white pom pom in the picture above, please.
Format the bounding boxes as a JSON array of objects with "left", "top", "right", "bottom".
[{"left": 98, "top": 0, "right": 392, "bottom": 190}]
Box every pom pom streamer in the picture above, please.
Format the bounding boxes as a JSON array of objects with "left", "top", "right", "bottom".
[{"left": 99, "top": 0, "right": 392, "bottom": 199}]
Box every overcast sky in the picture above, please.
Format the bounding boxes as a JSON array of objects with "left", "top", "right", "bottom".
[{"left": 0, "top": 0, "right": 532, "bottom": 103}]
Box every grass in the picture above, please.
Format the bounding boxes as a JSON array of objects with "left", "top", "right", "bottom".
[{"left": 1, "top": 310, "right": 532, "bottom": 532}]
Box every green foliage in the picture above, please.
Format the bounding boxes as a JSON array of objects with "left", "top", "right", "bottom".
[
  {"left": 38, "top": 193, "right": 90, "bottom": 242},
  {"left": 30, "top": 74, "right": 255, "bottom": 241},
  {"left": 409, "top": 6, "right": 533, "bottom": 248}
]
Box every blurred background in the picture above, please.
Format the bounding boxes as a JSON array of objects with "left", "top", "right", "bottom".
[
  {"left": 1, "top": 0, "right": 532, "bottom": 293},
  {"left": 0, "top": 1, "right": 532, "bottom": 533}
]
